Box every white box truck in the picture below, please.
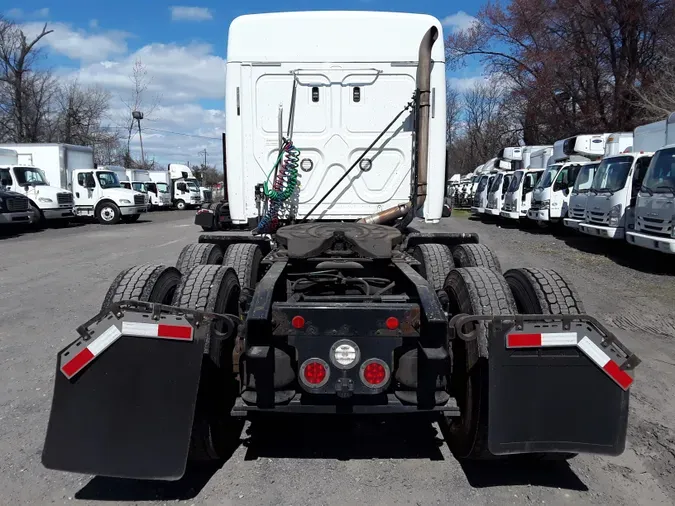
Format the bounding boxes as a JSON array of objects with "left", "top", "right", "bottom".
[
  {"left": 168, "top": 164, "right": 202, "bottom": 210},
  {"left": 0, "top": 144, "right": 147, "bottom": 225},
  {"left": 625, "top": 112, "right": 675, "bottom": 253},
  {"left": 0, "top": 146, "right": 74, "bottom": 225},
  {"left": 528, "top": 134, "right": 609, "bottom": 226}
]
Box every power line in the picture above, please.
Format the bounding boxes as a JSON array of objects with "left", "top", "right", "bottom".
[{"left": 100, "top": 125, "right": 220, "bottom": 140}]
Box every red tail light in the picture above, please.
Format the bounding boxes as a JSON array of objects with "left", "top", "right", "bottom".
[
  {"left": 360, "top": 359, "right": 390, "bottom": 388},
  {"left": 292, "top": 315, "right": 305, "bottom": 329},
  {"left": 385, "top": 317, "right": 399, "bottom": 330},
  {"left": 300, "top": 358, "right": 329, "bottom": 388}
]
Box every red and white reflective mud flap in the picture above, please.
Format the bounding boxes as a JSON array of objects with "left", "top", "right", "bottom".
[
  {"left": 60, "top": 321, "right": 194, "bottom": 379},
  {"left": 43, "top": 312, "right": 204, "bottom": 480},
  {"left": 506, "top": 331, "right": 634, "bottom": 390}
]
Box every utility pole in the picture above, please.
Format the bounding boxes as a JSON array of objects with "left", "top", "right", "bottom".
[
  {"left": 132, "top": 111, "right": 145, "bottom": 166},
  {"left": 199, "top": 149, "right": 208, "bottom": 168}
]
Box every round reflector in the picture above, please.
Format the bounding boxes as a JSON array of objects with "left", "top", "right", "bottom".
[
  {"left": 292, "top": 316, "right": 305, "bottom": 329},
  {"left": 385, "top": 317, "right": 399, "bottom": 330}
]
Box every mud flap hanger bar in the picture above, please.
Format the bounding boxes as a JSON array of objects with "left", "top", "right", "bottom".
[{"left": 448, "top": 313, "right": 641, "bottom": 390}]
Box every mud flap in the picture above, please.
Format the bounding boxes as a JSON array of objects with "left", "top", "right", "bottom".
[
  {"left": 468, "top": 315, "right": 638, "bottom": 456},
  {"left": 42, "top": 308, "right": 206, "bottom": 481}
]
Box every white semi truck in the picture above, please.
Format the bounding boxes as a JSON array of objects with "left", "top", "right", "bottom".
[
  {"left": 564, "top": 133, "right": 633, "bottom": 231},
  {"left": 0, "top": 144, "right": 146, "bottom": 224},
  {"left": 0, "top": 146, "right": 74, "bottom": 225},
  {"left": 528, "top": 134, "right": 609, "bottom": 226},
  {"left": 625, "top": 112, "right": 675, "bottom": 253}
]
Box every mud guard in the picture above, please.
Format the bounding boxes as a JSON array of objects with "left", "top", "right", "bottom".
[
  {"left": 453, "top": 314, "right": 640, "bottom": 457},
  {"left": 42, "top": 303, "right": 213, "bottom": 481}
]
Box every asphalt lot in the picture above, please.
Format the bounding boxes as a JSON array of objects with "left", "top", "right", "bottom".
[{"left": 1, "top": 210, "right": 674, "bottom": 506}]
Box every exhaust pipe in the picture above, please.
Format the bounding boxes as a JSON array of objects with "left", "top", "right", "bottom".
[{"left": 357, "top": 26, "right": 438, "bottom": 225}]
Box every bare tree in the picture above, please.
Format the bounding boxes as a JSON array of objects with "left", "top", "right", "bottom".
[
  {"left": 0, "top": 17, "right": 54, "bottom": 142},
  {"left": 121, "top": 58, "right": 161, "bottom": 164},
  {"left": 635, "top": 54, "right": 675, "bottom": 121}
]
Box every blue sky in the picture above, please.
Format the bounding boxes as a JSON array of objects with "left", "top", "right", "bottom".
[{"left": 3, "top": 2, "right": 485, "bottom": 169}]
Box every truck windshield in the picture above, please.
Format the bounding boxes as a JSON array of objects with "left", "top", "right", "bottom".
[
  {"left": 573, "top": 163, "right": 600, "bottom": 193},
  {"left": 187, "top": 181, "right": 199, "bottom": 191},
  {"left": 489, "top": 173, "right": 503, "bottom": 192},
  {"left": 508, "top": 171, "right": 524, "bottom": 192},
  {"left": 591, "top": 156, "right": 633, "bottom": 193},
  {"left": 132, "top": 182, "right": 146, "bottom": 192},
  {"left": 145, "top": 182, "right": 157, "bottom": 193},
  {"left": 536, "top": 165, "right": 561, "bottom": 189},
  {"left": 156, "top": 182, "right": 169, "bottom": 193},
  {"left": 642, "top": 148, "right": 675, "bottom": 195},
  {"left": 476, "top": 176, "right": 489, "bottom": 192},
  {"left": 97, "top": 171, "right": 122, "bottom": 188},
  {"left": 187, "top": 178, "right": 201, "bottom": 188},
  {"left": 14, "top": 167, "right": 48, "bottom": 186}
]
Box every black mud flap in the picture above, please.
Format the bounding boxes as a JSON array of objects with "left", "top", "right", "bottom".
[
  {"left": 42, "top": 306, "right": 206, "bottom": 481},
  {"left": 194, "top": 208, "right": 215, "bottom": 228},
  {"left": 455, "top": 314, "right": 639, "bottom": 457}
]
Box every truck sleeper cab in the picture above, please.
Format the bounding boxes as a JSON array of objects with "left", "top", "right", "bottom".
[
  {"left": 501, "top": 168, "right": 543, "bottom": 220},
  {"left": 626, "top": 144, "right": 675, "bottom": 252},
  {"left": 563, "top": 162, "right": 600, "bottom": 230},
  {"left": 485, "top": 171, "right": 514, "bottom": 216},
  {"left": 578, "top": 154, "right": 652, "bottom": 239}
]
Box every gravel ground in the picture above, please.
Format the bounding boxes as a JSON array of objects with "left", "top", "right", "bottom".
[{"left": 1, "top": 210, "right": 674, "bottom": 506}]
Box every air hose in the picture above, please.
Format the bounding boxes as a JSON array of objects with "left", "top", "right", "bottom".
[{"left": 253, "top": 138, "right": 300, "bottom": 234}]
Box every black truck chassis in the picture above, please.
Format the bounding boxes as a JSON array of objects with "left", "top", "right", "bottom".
[{"left": 41, "top": 224, "right": 639, "bottom": 481}]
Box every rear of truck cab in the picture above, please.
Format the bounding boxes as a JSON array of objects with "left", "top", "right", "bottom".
[{"left": 225, "top": 11, "right": 446, "bottom": 224}]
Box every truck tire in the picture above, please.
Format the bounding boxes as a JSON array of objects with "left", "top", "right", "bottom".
[
  {"left": 504, "top": 267, "right": 585, "bottom": 315},
  {"left": 443, "top": 267, "right": 518, "bottom": 460},
  {"left": 101, "top": 264, "right": 182, "bottom": 312},
  {"left": 452, "top": 244, "right": 502, "bottom": 273},
  {"left": 175, "top": 243, "right": 224, "bottom": 274},
  {"left": 223, "top": 243, "right": 263, "bottom": 290},
  {"left": 504, "top": 267, "right": 583, "bottom": 462},
  {"left": 176, "top": 199, "right": 186, "bottom": 211},
  {"left": 412, "top": 244, "right": 454, "bottom": 291},
  {"left": 171, "top": 265, "right": 241, "bottom": 461},
  {"left": 29, "top": 203, "right": 45, "bottom": 229},
  {"left": 96, "top": 201, "right": 121, "bottom": 225}
]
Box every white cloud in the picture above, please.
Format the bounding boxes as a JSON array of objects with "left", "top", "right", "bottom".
[
  {"left": 6, "top": 8, "right": 23, "bottom": 18},
  {"left": 447, "top": 76, "right": 486, "bottom": 92},
  {"left": 441, "top": 11, "right": 478, "bottom": 33},
  {"left": 5, "top": 7, "right": 50, "bottom": 19},
  {"left": 169, "top": 6, "right": 213, "bottom": 22},
  {"left": 22, "top": 22, "right": 131, "bottom": 61}
]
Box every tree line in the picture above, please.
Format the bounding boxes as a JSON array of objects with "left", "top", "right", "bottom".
[{"left": 445, "top": 0, "right": 675, "bottom": 175}]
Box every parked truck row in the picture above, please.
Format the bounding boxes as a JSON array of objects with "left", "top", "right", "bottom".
[
  {"left": 0, "top": 143, "right": 215, "bottom": 231},
  {"left": 450, "top": 111, "right": 675, "bottom": 256}
]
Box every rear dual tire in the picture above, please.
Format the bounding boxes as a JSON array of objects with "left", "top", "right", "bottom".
[
  {"left": 101, "top": 264, "right": 182, "bottom": 311},
  {"left": 444, "top": 266, "right": 584, "bottom": 462}
]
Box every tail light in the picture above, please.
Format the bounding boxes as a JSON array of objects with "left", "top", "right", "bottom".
[
  {"left": 360, "top": 358, "right": 390, "bottom": 389},
  {"left": 300, "top": 358, "right": 329, "bottom": 388}
]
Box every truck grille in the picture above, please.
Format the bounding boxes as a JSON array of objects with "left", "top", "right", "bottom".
[
  {"left": 473, "top": 196, "right": 480, "bottom": 207},
  {"left": 6, "top": 196, "right": 29, "bottom": 211},
  {"left": 588, "top": 211, "right": 607, "bottom": 225},
  {"left": 571, "top": 208, "right": 586, "bottom": 220},
  {"left": 502, "top": 202, "right": 512, "bottom": 212},
  {"left": 637, "top": 216, "right": 671, "bottom": 236},
  {"left": 134, "top": 195, "right": 145, "bottom": 206},
  {"left": 530, "top": 200, "right": 541, "bottom": 211},
  {"left": 57, "top": 192, "right": 73, "bottom": 205}
]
